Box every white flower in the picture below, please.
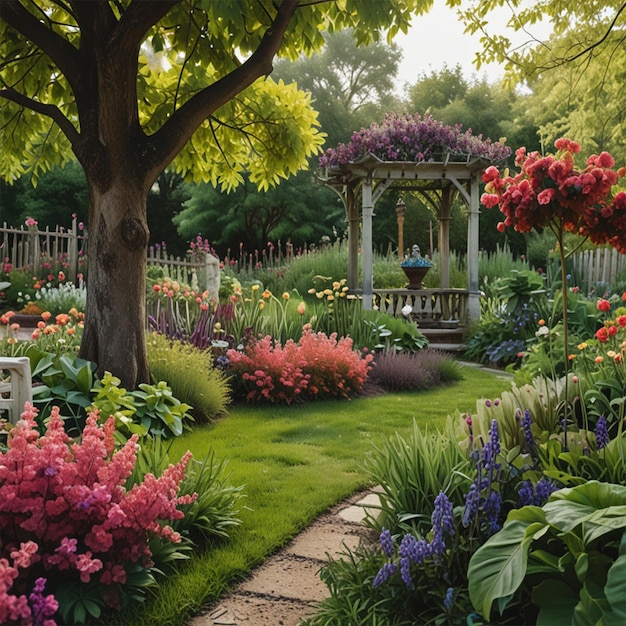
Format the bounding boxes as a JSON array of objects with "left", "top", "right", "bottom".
[{"left": 402, "top": 305, "right": 413, "bottom": 317}]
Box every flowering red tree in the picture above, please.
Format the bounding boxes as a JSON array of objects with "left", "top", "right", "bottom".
[
  {"left": 480, "top": 138, "right": 626, "bottom": 434},
  {"left": 481, "top": 138, "right": 626, "bottom": 252}
]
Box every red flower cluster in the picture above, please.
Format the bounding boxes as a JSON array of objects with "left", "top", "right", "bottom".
[
  {"left": 0, "top": 404, "right": 195, "bottom": 616},
  {"left": 227, "top": 326, "right": 374, "bottom": 404},
  {"left": 481, "top": 138, "right": 626, "bottom": 253}
]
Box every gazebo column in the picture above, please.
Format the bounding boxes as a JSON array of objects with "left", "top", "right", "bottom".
[
  {"left": 361, "top": 176, "right": 374, "bottom": 310},
  {"left": 467, "top": 174, "right": 481, "bottom": 320},
  {"left": 438, "top": 186, "right": 452, "bottom": 289},
  {"left": 346, "top": 184, "right": 360, "bottom": 291}
]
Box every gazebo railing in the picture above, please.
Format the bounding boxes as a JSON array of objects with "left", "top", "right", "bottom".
[{"left": 373, "top": 288, "right": 469, "bottom": 327}]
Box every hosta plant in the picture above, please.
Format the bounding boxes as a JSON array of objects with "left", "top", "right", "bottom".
[{"left": 468, "top": 481, "right": 626, "bottom": 625}]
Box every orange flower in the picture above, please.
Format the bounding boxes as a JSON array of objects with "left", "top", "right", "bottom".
[
  {"left": 297, "top": 302, "right": 306, "bottom": 315},
  {"left": 595, "top": 356, "right": 604, "bottom": 363},
  {"left": 55, "top": 313, "right": 70, "bottom": 326},
  {"left": 538, "top": 319, "right": 545, "bottom": 326},
  {"left": 262, "top": 290, "right": 271, "bottom": 299},
  {"left": 0, "top": 311, "right": 15, "bottom": 324},
  {"left": 67, "top": 328, "right": 76, "bottom": 336},
  {"left": 31, "top": 330, "right": 40, "bottom": 340},
  {"left": 41, "top": 311, "right": 52, "bottom": 321},
  {"left": 37, "top": 321, "right": 46, "bottom": 330}
]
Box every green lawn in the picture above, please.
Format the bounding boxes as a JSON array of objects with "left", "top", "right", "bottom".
[{"left": 121, "top": 365, "right": 512, "bottom": 625}]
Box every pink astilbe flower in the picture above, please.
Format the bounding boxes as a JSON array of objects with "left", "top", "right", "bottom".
[
  {"left": 0, "top": 404, "right": 196, "bottom": 618},
  {"left": 227, "top": 328, "right": 373, "bottom": 404}
]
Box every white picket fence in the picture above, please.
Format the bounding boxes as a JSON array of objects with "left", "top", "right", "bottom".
[
  {"left": 570, "top": 247, "right": 626, "bottom": 293},
  {"left": 1, "top": 221, "right": 216, "bottom": 289}
]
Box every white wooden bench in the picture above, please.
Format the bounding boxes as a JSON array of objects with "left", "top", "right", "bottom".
[{"left": 0, "top": 357, "right": 33, "bottom": 424}]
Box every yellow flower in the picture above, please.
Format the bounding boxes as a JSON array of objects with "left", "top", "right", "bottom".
[
  {"left": 327, "top": 294, "right": 335, "bottom": 301},
  {"left": 607, "top": 350, "right": 617, "bottom": 358},
  {"left": 259, "top": 301, "right": 265, "bottom": 310},
  {"left": 307, "top": 288, "right": 316, "bottom": 294},
  {"left": 252, "top": 284, "right": 260, "bottom": 291},
  {"left": 332, "top": 281, "right": 341, "bottom": 290},
  {"left": 282, "top": 292, "right": 290, "bottom": 300},
  {"left": 324, "top": 289, "right": 332, "bottom": 296},
  {"left": 577, "top": 342, "right": 587, "bottom": 350}
]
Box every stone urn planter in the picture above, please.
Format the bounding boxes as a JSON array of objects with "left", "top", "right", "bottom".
[
  {"left": 400, "top": 244, "right": 432, "bottom": 289},
  {"left": 401, "top": 265, "right": 430, "bottom": 289}
]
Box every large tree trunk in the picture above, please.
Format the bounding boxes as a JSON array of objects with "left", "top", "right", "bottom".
[{"left": 79, "top": 179, "right": 150, "bottom": 388}]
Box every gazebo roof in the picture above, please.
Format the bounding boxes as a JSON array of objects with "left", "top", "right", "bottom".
[{"left": 317, "top": 152, "right": 495, "bottom": 190}]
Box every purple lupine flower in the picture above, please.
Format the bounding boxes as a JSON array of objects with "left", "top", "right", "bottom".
[
  {"left": 534, "top": 478, "right": 557, "bottom": 506},
  {"left": 432, "top": 492, "right": 455, "bottom": 537},
  {"left": 379, "top": 528, "right": 393, "bottom": 558},
  {"left": 518, "top": 480, "right": 534, "bottom": 507},
  {"left": 372, "top": 561, "right": 397, "bottom": 588},
  {"left": 485, "top": 491, "right": 502, "bottom": 534},
  {"left": 595, "top": 415, "right": 609, "bottom": 450},
  {"left": 489, "top": 419, "right": 501, "bottom": 457},
  {"left": 443, "top": 587, "right": 455, "bottom": 611},
  {"left": 399, "top": 556, "right": 413, "bottom": 588},
  {"left": 462, "top": 482, "right": 480, "bottom": 527},
  {"left": 522, "top": 410, "right": 534, "bottom": 451}
]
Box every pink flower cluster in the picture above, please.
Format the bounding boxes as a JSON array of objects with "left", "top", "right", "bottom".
[
  {"left": 1, "top": 551, "right": 58, "bottom": 626},
  {"left": 0, "top": 404, "right": 195, "bottom": 616},
  {"left": 227, "top": 326, "right": 374, "bottom": 404},
  {"left": 481, "top": 138, "right": 626, "bottom": 252}
]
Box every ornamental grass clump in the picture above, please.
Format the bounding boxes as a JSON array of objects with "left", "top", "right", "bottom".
[
  {"left": 226, "top": 325, "right": 373, "bottom": 404},
  {"left": 0, "top": 403, "right": 195, "bottom": 624}
]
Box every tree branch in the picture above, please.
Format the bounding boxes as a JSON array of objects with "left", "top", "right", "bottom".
[
  {"left": 113, "top": 0, "right": 181, "bottom": 50},
  {"left": 145, "top": 0, "right": 300, "bottom": 182},
  {"left": 0, "top": 0, "right": 80, "bottom": 86},
  {"left": 0, "top": 86, "right": 80, "bottom": 146}
]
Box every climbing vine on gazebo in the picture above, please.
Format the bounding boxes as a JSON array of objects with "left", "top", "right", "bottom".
[{"left": 319, "top": 112, "right": 511, "bottom": 168}]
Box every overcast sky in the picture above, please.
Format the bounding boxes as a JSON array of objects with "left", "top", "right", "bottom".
[{"left": 391, "top": 2, "right": 553, "bottom": 93}]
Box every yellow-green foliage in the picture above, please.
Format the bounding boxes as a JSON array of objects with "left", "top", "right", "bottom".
[{"left": 147, "top": 334, "right": 230, "bottom": 423}]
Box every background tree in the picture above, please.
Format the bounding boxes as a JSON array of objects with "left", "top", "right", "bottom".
[
  {"left": 0, "top": 0, "right": 432, "bottom": 387},
  {"left": 273, "top": 28, "right": 403, "bottom": 148},
  {"left": 0, "top": 161, "right": 88, "bottom": 229},
  {"left": 146, "top": 170, "right": 190, "bottom": 257},
  {"left": 524, "top": 32, "right": 626, "bottom": 164},
  {"left": 458, "top": 0, "right": 626, "bottom": 83},
  {"left": 174, "top": 170, "right": 345, "bottom": 253}
]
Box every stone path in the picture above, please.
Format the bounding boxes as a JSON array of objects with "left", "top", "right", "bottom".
[{"left": 189, "top": 489, "right": 381, "bottom": 626}]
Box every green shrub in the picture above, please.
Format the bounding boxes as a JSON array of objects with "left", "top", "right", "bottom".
[
  {"left": 367, "top": 349, "right": 463, "bottom": 392},
  {"left": 147, "top": 334, "right": 230, "bottom": 422},
  {"left": 362, "top": 418, "right": 470, "bottom": 536},
  {"left": 90, "top": 373, "right": 193, "bottom": 439}
]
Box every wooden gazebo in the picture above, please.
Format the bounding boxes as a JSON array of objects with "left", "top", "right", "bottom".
[{"left": 316, "top": 152, "right": 494, "bottom": 328}]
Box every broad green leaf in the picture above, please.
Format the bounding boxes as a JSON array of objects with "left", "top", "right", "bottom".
[
  {"left": 604, "top": 552, "right": 626, "bottom": 619},
  {"left": 533, "top": 579, "right": 578, "bottom": 626},
  {"left": 468, "top": 510, "right": 546, "bottom": 620}
]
